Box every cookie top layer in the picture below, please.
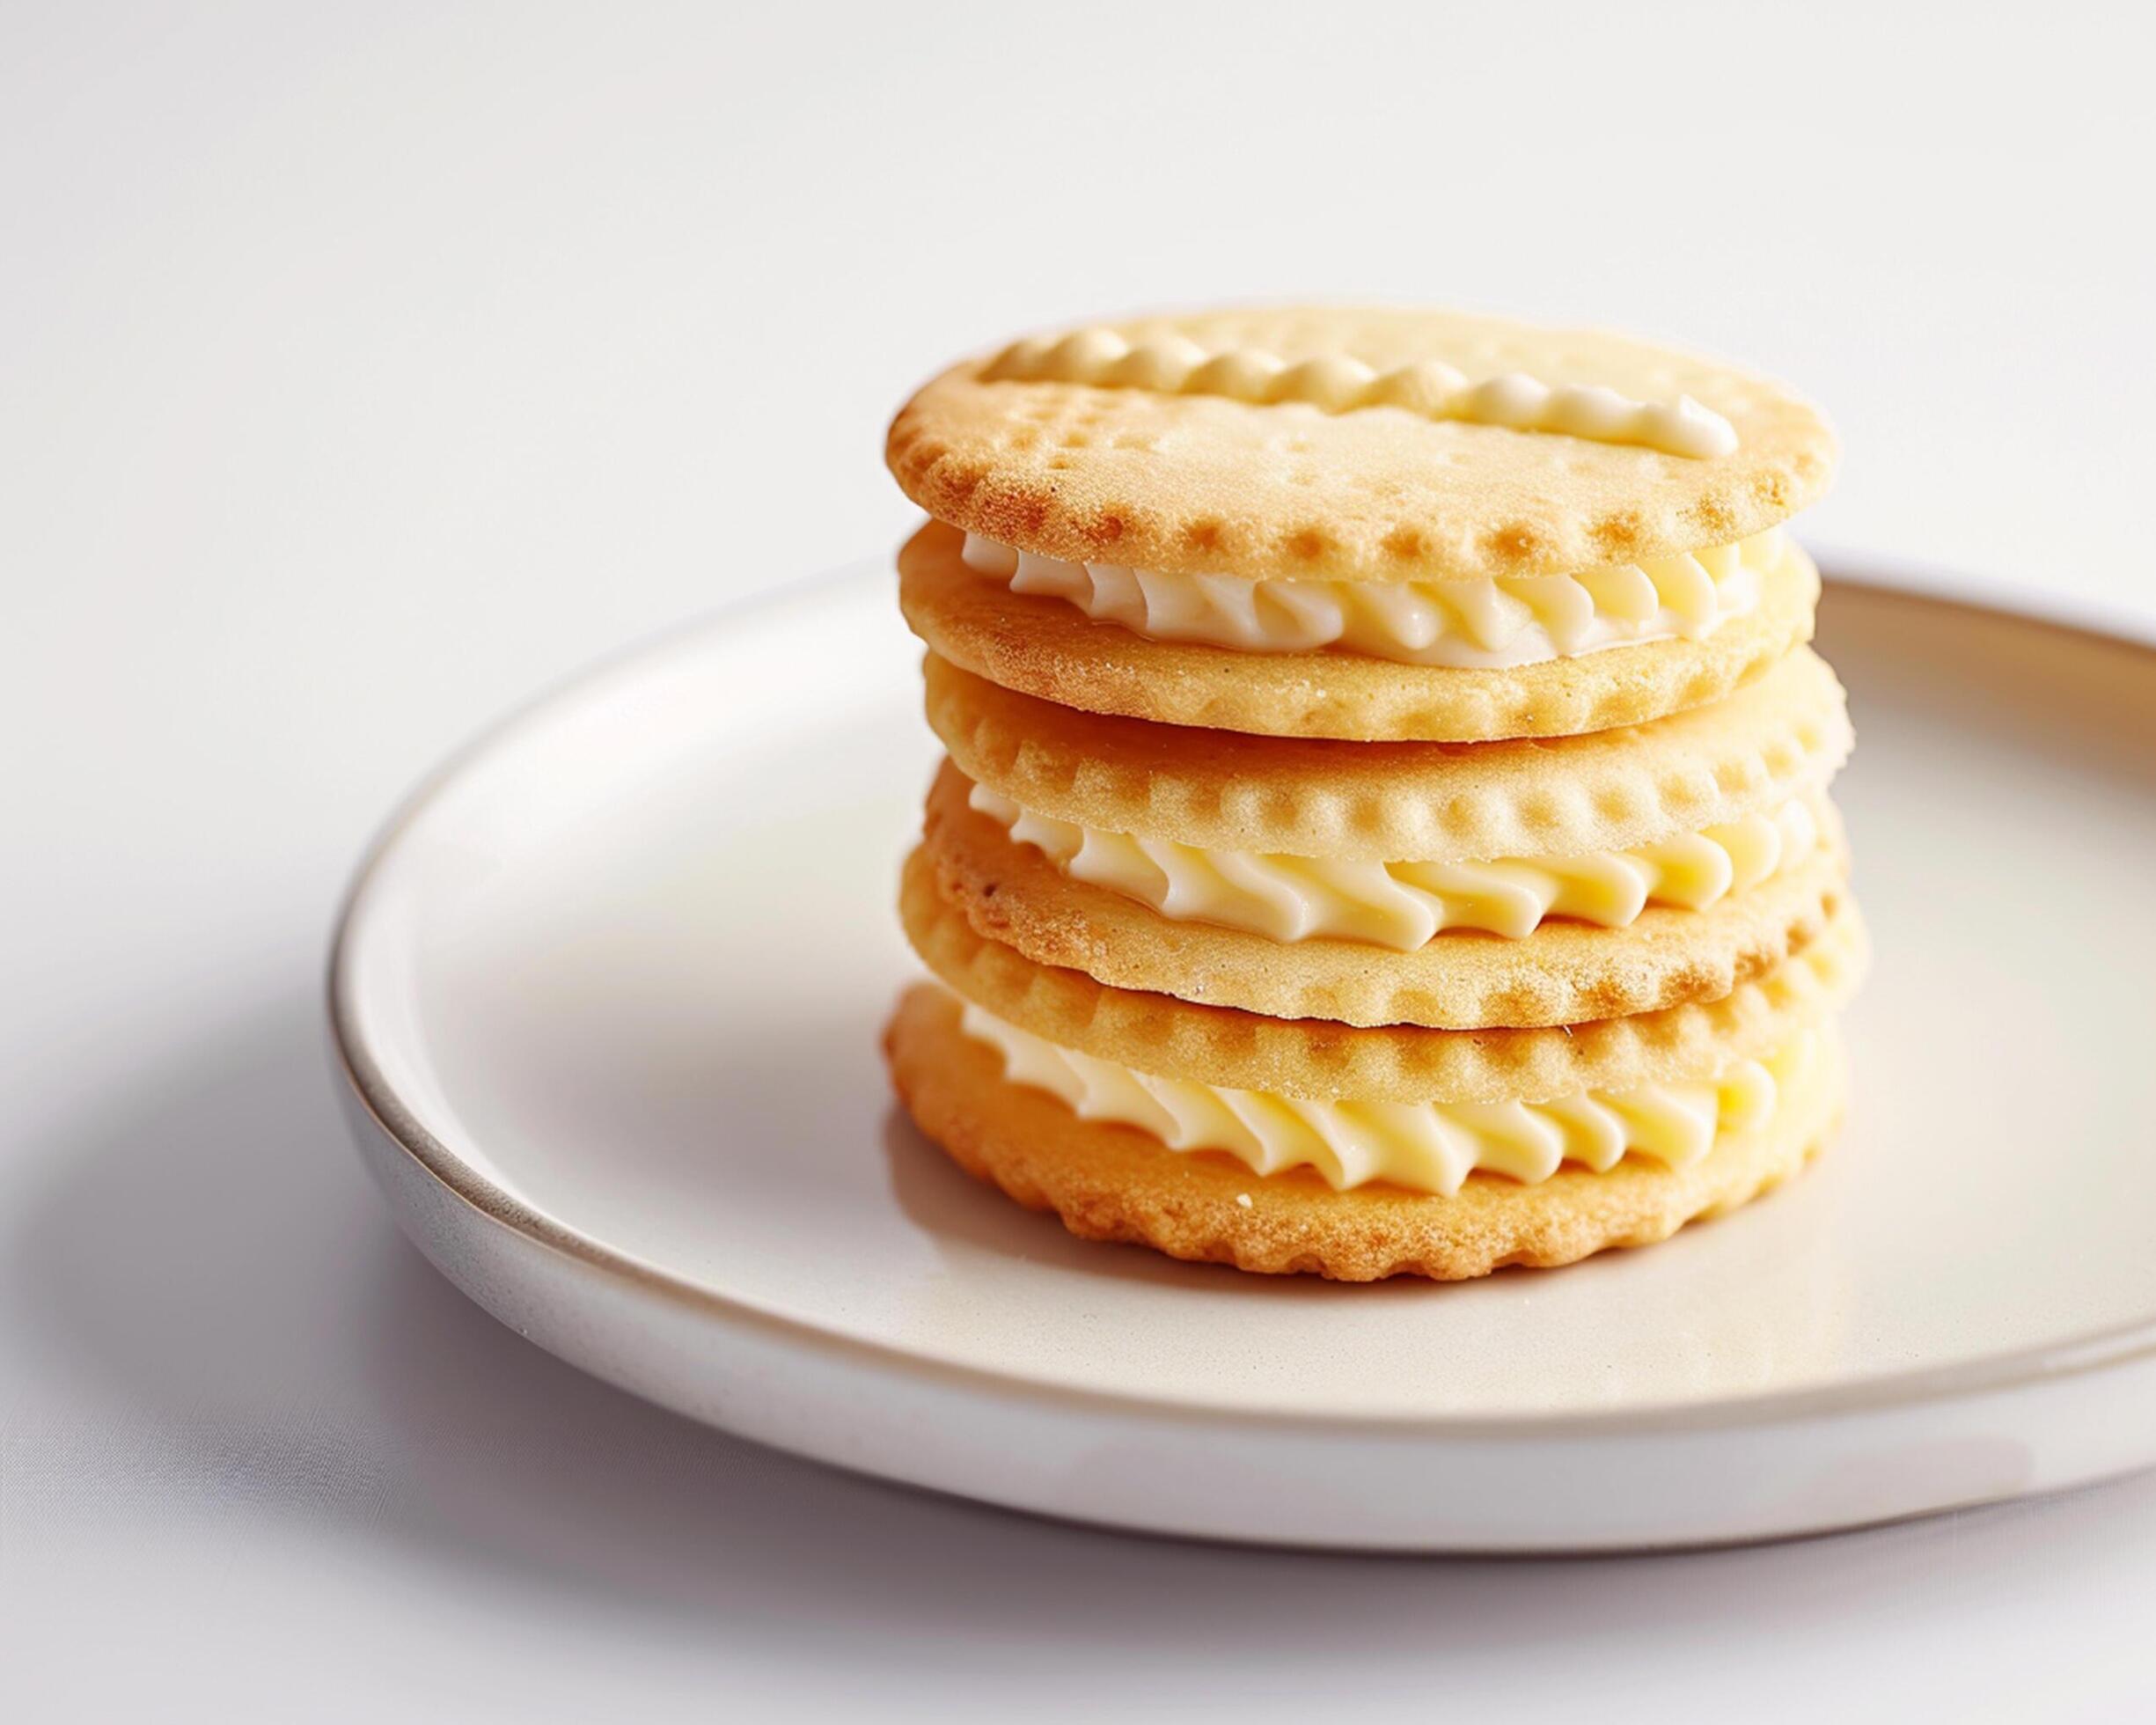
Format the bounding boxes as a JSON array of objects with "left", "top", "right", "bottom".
[{"left": 887, "top": 307, "right": 1837, "bottom": 584}]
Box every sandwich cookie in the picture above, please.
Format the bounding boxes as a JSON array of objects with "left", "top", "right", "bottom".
[
  {"left": 916, "top": 645, "right": 1852, "bottom": 1027},
  {"left": 890, "top": 306, "right": 1837, "bottom": 739},
  {"left": 887, "top": 870, "right": 1866, "bottom": 1281}
]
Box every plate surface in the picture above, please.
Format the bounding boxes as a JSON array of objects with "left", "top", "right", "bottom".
[{"left": 331, "top": 564, "right": 2156, "bottom": 1551}]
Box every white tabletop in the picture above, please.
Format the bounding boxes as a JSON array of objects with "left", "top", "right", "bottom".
[{"left": 6, "top": 4, "right": 2153, "bottom": 1716}]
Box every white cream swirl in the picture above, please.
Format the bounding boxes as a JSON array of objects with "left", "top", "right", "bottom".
[
  {"left": 959, "top": 529, "right": 1782, "bottom": 669},
  {"left": 969, "top": 780, "right": 1825, "bottom": 950},
  {"left": 979, "top": 329, "right": 1741, "bottom": 459},
  {"left": 958, "top": 994, "right": 1822, "bottom": 1195}
]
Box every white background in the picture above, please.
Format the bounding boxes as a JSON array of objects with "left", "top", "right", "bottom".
[{"left": 6, "top": 3, "right": 2154, "bottom": 1718}]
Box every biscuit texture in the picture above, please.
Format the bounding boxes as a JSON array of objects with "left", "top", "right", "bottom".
[
  {"left": 884, "top": 984, "right": 1845, "bottom": 1281},
  {"left": 899, "top": 850, "right": 1866, "bottom": 1104},
  {"left": 926, "top": 643, "right": 1848, "bottom": 862},
  {"left": 920, "top": 764, "right": 1850, "bottom": 1030},
  {"left": 900, "top": 520, "right": 1820, "bottom": 741},
  {"left": 886, "top": 307, "right": 1837, "bottom": 585}
]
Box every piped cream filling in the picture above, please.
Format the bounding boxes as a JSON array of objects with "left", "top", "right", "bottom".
[
  {"left": 958, "top": 528, "right": 1783, "bottom": 669},
  {"left": 968, "top": 780, "right": 1827, "bottom": 950},
  {"left": 979, "top": 329, "right": 1742, "bottom": 459},
  {"left": 957, "top": 993, "right": 1823, "bottom": 1195}
]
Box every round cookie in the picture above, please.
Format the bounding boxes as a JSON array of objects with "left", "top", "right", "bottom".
[
  {"left": 900, "top": 518, "right": 1821, "bottom": 741},
  {"left": 920, "top": 763, "right": 1850, "bottom": 1029},
  {"left": 923, "top": 645, "right": 1851, "bottom": 862},
  {"left": 898, "top": 850, "right": 1867, "bottom": 1105},
  {"left": 884, "top": 984, "right": 1847, "bottom": 1281},
  {"left": 887, "top": 306, "right": 1838, "bottom": 584}
]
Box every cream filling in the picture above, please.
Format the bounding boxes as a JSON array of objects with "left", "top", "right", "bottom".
[
  {"left": 968, "top": 780, "right": 1826, "bottom": 950},
  {"left": 958, "top": 528, "right": 1782, "bottom": 669},
  {"left": 979, "top": 329, "right": 1742, "bottom": 459},
  {"left": 957, "top": 994, "right": 1823, "bottom": 1195}
]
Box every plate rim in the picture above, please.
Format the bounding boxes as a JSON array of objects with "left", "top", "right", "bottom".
[{"left": 326, "top": 557, "right": 2156, "bottom": 1439}]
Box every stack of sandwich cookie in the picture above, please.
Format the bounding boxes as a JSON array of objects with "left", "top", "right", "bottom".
[{"left": 882, "top": 306, "right": 1863, "bottom": 1280}]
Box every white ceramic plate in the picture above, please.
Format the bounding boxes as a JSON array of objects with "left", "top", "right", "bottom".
[{"left": 330, "top": 562, "right": 2156, "bottom": 1552}]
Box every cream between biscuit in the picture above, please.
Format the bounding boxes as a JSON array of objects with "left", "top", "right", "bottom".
[
  {"left": 966, "top": 775, "right": 1830, "bottom": 951},
  {"left": 955, "top": 988, "right": 1830, "bottom": 1196},
  {"left": 979, "top": 328, "right": 1743, "bottom": 459},
  {"left": 958, "top": 527, "right": 1786, "bottom": 670}
]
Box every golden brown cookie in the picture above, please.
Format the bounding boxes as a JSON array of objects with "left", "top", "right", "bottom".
[
  {"left": 899, "top": 848, "right": 1866, "bottom": 1105},
  {"left": 900, "top": 518, "right": 1821, "bottom": 741},
  {"left": 924, "top": 644, "right": 1849, "bottom": 862},
  {"left": 920, "top": 762, "right": 1850, "bottom": 1029},
  {"left": 887, "top": 307, "right": 1837, "bottom": 584},
  {"left": 884, "top": 983, "right": 1846, "bottom": 1281}
]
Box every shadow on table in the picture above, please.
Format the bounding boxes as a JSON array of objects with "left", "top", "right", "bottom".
[{"left": 11, "top": 988, "right": 2156, "bottom": 1667}]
